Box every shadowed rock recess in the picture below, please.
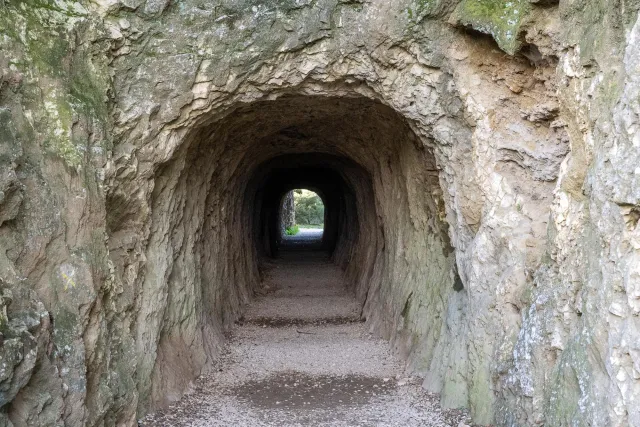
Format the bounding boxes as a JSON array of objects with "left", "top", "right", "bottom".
[{"left": 0, "top": 0, "right": 639, "bottom": 426}]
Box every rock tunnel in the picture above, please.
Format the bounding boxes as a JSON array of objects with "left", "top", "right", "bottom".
[
  {"left": 106, "top": 95, "right": 456, "bottom": 415},
  {"left": 3, "top": 0, "right": 640, "bottom": 425}
]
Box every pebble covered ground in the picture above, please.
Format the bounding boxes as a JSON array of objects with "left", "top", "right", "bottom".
[{"left": 141, "top": 234, "right": 473, "bottom": 427}]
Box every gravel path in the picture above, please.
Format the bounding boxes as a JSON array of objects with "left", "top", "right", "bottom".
[
  {"left": 291, "top": 228, "right": 324, "bottom": 239},
  {"left": 280, "top": 228, "right": 324, "bottom": 249},
  {"left": 140, "top": 251, "right": 472, "bottom": 427}
]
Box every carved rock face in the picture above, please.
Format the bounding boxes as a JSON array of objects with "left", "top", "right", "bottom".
[{"left": 0, "top": 0, "right": 638, "bottom": 426}]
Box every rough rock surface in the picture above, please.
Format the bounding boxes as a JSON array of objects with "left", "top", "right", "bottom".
[
  {"left": 280, "top": 191, "right": 296, "bottom": 235},
  {"left": 0, "top": 0, "right": 638, "bottom": 426}
]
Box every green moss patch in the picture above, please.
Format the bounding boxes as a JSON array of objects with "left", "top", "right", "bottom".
[
  {"left": 1, "top": 0, "right": 110, "bottom": 169},
  {"left": 450, "top": 0, "right": 531, "bottom": 54}
]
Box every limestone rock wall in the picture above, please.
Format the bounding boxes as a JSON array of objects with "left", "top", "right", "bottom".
[
  {"left": 0, "top": 0, "right": 638, "bottom": 426},
  {"left": 497, "top": 3, "right": 640, "bottom": 425},
  {"left": 0, "top": 1, "right": 136, "bottom": 426}
]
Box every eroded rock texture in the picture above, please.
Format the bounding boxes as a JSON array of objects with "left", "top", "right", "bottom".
[
  {"left": 0, "top": 0, "right": 638, "bottom": 425},
  {"left": 279, "top": 191, "right": 295, "bottom": 235}
]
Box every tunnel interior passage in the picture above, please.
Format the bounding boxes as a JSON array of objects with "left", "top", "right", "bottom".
[
  {"left": 253, "top": 154, "right": 366, "bottom": 257},
  {"left": 119, "top": 96, "right": 459, "bottom": 411},
  {"left": 277, "top": 188, "right": 326, "bottom": 248}
]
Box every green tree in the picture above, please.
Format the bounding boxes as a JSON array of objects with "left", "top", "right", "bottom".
[{"left": 293, "top": 189, "right": 324, "bottom": 226}]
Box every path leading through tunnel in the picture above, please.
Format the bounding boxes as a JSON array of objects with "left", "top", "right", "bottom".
[
  {"left": 140, "top": 248, "right": 472, "bottom": 427},
  {"left": 281, "top": 227, "right": 325, "bottom": 250}
]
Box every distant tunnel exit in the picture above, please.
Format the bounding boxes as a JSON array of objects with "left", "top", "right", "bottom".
[{"left": 280, "top": 189, "right": 325, "bottom": 238}]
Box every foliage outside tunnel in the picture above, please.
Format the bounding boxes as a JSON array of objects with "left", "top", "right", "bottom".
[
  {"left": 285, "top": 224, "right": 299, "bottom": 235},
  {"left": 294, "top": 189, "right": 325, "bottom": 228}
]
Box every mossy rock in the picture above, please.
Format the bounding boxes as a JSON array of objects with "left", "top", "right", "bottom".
[{"left": 449, "top": 0, "right": 531, "bottom": 54}]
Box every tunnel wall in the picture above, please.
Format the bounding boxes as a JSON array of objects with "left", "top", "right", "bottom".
[
  {"left": 279, "top": 191, "right": 295, "bottom": 237},
  {"left": 1, "top": 0, "right": 639, "bottom": 426}
]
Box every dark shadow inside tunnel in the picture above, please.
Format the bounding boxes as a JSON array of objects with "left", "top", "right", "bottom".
[{"left": 252, "top": 154, "right": 369, "bottom": 258}]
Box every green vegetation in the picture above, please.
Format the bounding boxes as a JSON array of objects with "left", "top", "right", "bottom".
[
  {"left": 285, "top": 225, "right": 300, "bottom": 236},
  {"left": 293, "top": 189, "right": 325, "bottom": 226},
  {"left": 450, "top": 0, "right": 531, "bottom": 55}
]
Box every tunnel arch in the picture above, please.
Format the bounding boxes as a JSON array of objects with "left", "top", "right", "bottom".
[
  {"left": 279, "top": 187, "right": 327, "bottom": 235},
  {"left": 105, "top": 35, "right": 568, "bottom": 420},
  {"left": 109, "top": 92, "right": 461, "bottom": 413}
]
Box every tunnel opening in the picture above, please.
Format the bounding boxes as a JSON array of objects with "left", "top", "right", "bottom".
[
  {"left": 292, "top": 189, "right": 325, "bottom": 230},
  {"left": 107, "top": 95, "right": 460, "bottom": 415},
  {"left": 278, "top": 188, "right": 325, "bottom": 251},
  {"left": 252, "top": 153, "right": 366, "bottom": 261}
]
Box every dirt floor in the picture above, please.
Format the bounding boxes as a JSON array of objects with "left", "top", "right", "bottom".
[{"left": 140, "top": 243, "right": 473, "bottom": 426}]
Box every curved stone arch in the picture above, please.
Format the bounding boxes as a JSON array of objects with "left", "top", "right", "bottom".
[{"left": 107, "top": 30, "right": 561, "bottom": 424}]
